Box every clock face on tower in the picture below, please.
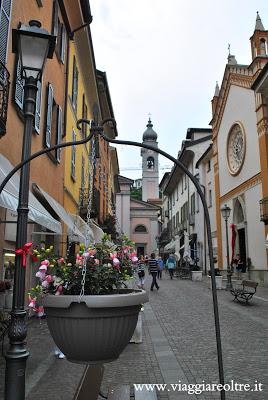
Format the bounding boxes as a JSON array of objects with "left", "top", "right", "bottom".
[{"left": 227, "top": 123, "right": 246, "bottom": 175}]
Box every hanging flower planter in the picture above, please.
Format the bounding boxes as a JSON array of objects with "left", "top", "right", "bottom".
[
  {"left": 29, "top": 235, "right": 148, "bottom": 364},
  {"left": 43, "top": 289, "right": 147, "bottom": 364}
]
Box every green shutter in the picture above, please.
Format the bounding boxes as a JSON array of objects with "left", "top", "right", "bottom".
[
  {"left": 34, "top": 79, "right": 42, "bottom": 134},
  {"left": 14, "top": 57, "right": 24, "bottom": 109},
  {"left": 45, "top": 83, "right": 53, "bottom": 147},
  {"left": 56, "top": 105, "right": 62, "bottom": 162},
  {"left": 0, "top": 0, "right": 12, "bottom": 65}
]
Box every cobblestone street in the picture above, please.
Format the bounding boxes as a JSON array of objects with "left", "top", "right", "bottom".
[{"left": 1, "top": 275, "right": 267, "bottom": 399}]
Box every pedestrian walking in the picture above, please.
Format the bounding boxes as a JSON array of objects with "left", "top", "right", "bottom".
[
  {"left": 157, "top": 256, "right": 164, "bottom": 279},
  {"left": 148, "top": 253, "right": 159, "bottom": 291},
  {"left": 137, "top": 256, "right": 146, "bottom": 289},
  {"left": 166, "top": 254, "right": 176, "bottom": 280}
]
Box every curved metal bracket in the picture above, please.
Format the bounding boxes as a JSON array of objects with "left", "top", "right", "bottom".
[{"left": 0, "top": 117, "right": 226, "bottom": 399}]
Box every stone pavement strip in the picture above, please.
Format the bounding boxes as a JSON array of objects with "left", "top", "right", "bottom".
[{"left": 0, "top": 275, "right": 267, "bottom": 399}]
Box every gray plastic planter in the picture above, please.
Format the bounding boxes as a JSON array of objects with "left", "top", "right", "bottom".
[{"left": 43, "top": 289, "right": 148, "bottom": 364}]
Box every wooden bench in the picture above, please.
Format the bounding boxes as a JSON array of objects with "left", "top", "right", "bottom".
[{"left": 230, "top": 280, "right": 258, "bottom": 304}]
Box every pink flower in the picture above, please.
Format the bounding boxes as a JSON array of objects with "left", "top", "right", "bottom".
[
  {"left": 55, "top": 285, "right": 63, "bottom": 295},
  {"left": 41, "top": 280, "right": 49, "bottom": 288},
  {"left": 88, "top": 249, "right": 96, "bottom": 257},
  {"left": 57, "top": 257, "right": 65, "bottom": 264},
  {"left": 28, "top": 295, "right": 36, "bottom": 308},
  {"left": 95, "top": 259, "right": 99, "bottom": 265},
  {"left": 36, "top": 271, "right": 45, "bottom": 279},
  {"left": 41, "top": 259, "right": 49, "bottom": 266},
  {"left": 45, "top": 275, "right": 53, "bottom": 283},
  {"left": 36, "top": 306, "right": 44, "bottom": 317},
  {"left": 131, "top": 256, "right": 138, "bottom": 263},
  {"left": 39, "top": 264, "right": 47, "bottom": 273}
]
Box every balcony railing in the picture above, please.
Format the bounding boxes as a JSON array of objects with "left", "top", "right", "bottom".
[
  {"left": 260, "top": 197, "right": 268, "bottom": 224},
  {"left": 79, "top": 187, "right": 100, "bottom": 219},
  {"left": 0, "top": 62, "right": 10, "bottom": 136}
]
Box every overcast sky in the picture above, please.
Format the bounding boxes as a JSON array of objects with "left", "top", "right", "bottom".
[{"left": 90, "top": 0, "right": 268, "bottom": 180}]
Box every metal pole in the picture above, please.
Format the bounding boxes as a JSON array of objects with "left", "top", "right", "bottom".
[
  {"left": 225, "top": 218, "right": 232, "bottom": 290},
  {"left": 5, "top": 76, "right": 38, "bottom": 400}
]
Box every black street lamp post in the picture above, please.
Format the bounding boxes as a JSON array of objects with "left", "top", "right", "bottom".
[
  {"left": 221, "top": 204, "right": 232, "bottom": 290},
  {"left": 4, "top": 21, "right": 55, "bottom": 400}
]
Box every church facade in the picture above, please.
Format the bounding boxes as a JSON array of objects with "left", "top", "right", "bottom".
[{"left": 212, "top": 13, "right": 268, "bottom": 283}]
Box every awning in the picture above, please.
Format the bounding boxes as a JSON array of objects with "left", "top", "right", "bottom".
[
  {"left": 164, "top": 240, "right": 175, "bottom": 253},
  {"left": 0, "top": 154, "right": 62, "bottom": 234},
  {"left": 88, "top": 220, "right": 105, "bottom": 243},
  {"left": 69, "top": 214, "right": 94, "bottom": 245},
  {"left": 33, "top": 183, "right": 85, "bottom": 243}
]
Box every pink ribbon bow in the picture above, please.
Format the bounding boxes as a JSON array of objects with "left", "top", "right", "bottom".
[{"left": 15, "top": 242, "right": 38, "bottom": 268}]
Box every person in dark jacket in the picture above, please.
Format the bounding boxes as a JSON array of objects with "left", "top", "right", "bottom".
[{"left": 148, "top": 253, "right": 159, "bottom": 291}]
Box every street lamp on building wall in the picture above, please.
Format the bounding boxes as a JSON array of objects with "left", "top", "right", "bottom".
[
  {"left": 4, "top": 21, "right": 55, "bottom": 400},
  {"left": 221, "top": 204, "right": 232, "bottom": 290}
]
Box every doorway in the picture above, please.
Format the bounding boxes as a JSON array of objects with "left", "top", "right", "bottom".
[
  {"left": 238, "top": 228, "right": 246, "bottom": 272},
  {"left": 136, "top": 245, "right": 145, "bottom": 258}
]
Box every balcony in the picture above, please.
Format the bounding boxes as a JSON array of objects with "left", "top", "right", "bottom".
[
  {"left": 79, "top": 187, "right": 100, "bottom": 219},
  {"left": 260, "top": 197, "right": 268, "bottom": 224},
  {"left": 0, "top": 62, "right": 10, "bottom": 137},
  {"left": 158, "top": 228, "right": 171, "bottom": 245}
]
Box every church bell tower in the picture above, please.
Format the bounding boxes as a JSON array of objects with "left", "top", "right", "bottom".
[{"left": 141, "top": 118, "right": 159, "bottom": 201}]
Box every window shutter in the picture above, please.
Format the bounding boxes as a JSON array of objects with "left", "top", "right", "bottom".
[
  {"left": 0, "top": 0, "right": 12, "bottom": 65},
  {"left": 51, "top": 0, "right": 59, "bottom": 37},
  {"left": 34, "top": 79, "right": 42, "bottom": 134},
  {"left": 56, "top": 105, "right": 62, "bottom": 162},
  {"left": 45, "top": 83, "right": 53, "bottom": 148},
  {"left": 60, "top": 25, "right": 66, "bottom": 63},
  {"left": 14, "top": 57, "right": 24, "bottom": 109},
  {"left": 71, "top": 130, "right": 76, "bottom": 178}
]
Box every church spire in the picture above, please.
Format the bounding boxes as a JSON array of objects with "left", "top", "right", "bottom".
[
  {"left": 214, "top": 81, "right": 220, "bottom": 97},
  {"left": 250, "top": 12, "right": 268, "bottom": 60},
  {"left": 255, "top": 11, "right": 265, "bottom": 31}
]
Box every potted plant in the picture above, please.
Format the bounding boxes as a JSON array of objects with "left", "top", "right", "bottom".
[
  {"left": 0, "top": 281, "right": 6, "bottom": 308},
  {"left": 191, "top": 265, "right": 202, "bottom": 282},
  {"left": 29, "top": 234, "right": 148, "bottom": 365},
  {"left": 208, "top": 269, "right": 223, "bottom": 290}
]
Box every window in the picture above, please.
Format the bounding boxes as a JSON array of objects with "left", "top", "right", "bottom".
[
  {"left": 56, "top": 106, "right": 62, "bottom": 162},
  {"left": 176, "top": 185, "right": 179, "bottom": 201},
  {"left": 135, "top": 225, "right": 147, "bottom": 233},
  {"left": 72, "top": 56, "right": 78, "bottom": 113},
  {"left": 184, "top": 174, "right": 187, "bottom": 190},
  {"left": 14, "top": 58, "right": 42, "bottom": 133},
  {"left": 0, "top": 0, "right": 12, "bottom": 65},
  {"left": 71, "top": 130, "right": 76, "bottom": 179},
  {"left": 81, "top": 94, "right": 88, "bottom": 138},
  {"left": 44, "top": 83, "right": 62, "bottom": 162},
  {"left": 196, "top": 191, "right": 200, "bottom": 213},
  {"left": 208, "top": 189, "right": 212, "bottom": 207},
  {"left": 147, "top": 156, "right": 154, "bottom": 169},
  {"left": 172, "top": 215, "right": 176, "bottom": 232},
  {"left": 207, "top": 160, "right": 211, "bottom": 172},
  {"left": 172, "top": 192, "right": 175, "bottom": 206},
  {"left": 181, "top": 180, "right": 183, "bottom": 194},
  {"left": 81, "top": 156, "right": 85, "bottom": 189},
  {"left": 190, "top": 193, "right": 195, "bottom": 215},
  {"left": 176, "top": 211, "right": 180, "bottom": 227}
]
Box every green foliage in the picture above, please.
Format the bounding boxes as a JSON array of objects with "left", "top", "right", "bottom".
[{"left": 130, "top": 187, "right": 142, "bottom": 201}]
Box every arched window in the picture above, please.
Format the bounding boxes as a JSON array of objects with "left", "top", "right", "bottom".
[
  {"left": 147, "top": 156, "right": 154, "bottom": 169},
  {"left": 260, "top": 38, "right": 268, "bottom": 55},
  {"left": 135, "top": 225, "right": 147, "bottom": 233}
]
